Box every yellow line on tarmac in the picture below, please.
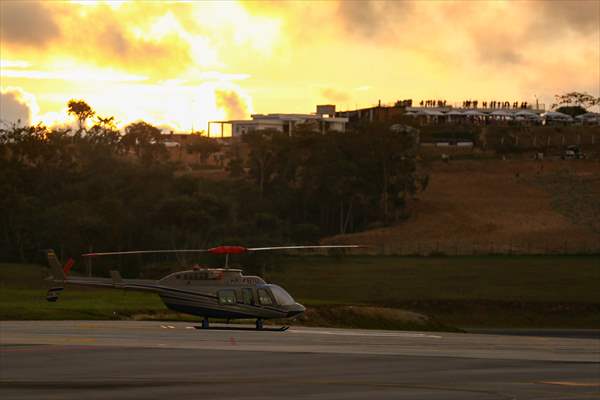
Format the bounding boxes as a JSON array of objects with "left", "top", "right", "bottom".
[{"left": 540, "top": 381, "right": 600, "bottom": 388}]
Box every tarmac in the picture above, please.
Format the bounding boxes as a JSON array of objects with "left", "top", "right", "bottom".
[{"left": 1, "top": 321, "right": 599, "bottom": 399}]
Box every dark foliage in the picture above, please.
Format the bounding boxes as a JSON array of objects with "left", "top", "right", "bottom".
[{"left": 0, "top": 114, "right": 423, "bottom": 263}]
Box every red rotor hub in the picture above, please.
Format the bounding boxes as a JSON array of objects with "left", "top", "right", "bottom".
[{"left": 208, "top": 246, "right": 248, "bottom": 255}]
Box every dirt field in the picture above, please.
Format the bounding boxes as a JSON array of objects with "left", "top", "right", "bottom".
[{"left": 326, "top": 159, "right": 600, "bottom": 254}]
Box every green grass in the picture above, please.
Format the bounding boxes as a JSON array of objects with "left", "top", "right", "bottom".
[
  {"left": 0, "top": 263, "right": 167, "bottom": 320},
  {"left": 266, "top": 255, "right": 600, "bottom": 328},
  {"left": 1, "top": 255, "right": 599, "bottom": 328},
  {"left": 267, "top": 255, "right": 600, "bottom": 304}
]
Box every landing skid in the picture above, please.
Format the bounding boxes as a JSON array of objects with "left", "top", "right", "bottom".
[{"left": 193, "top": 325, "right": 289, "bottom": 332}]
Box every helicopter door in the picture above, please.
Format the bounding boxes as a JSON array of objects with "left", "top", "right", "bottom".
[{"left": 242, "top": 288, "right": 255, "bottom": 305}]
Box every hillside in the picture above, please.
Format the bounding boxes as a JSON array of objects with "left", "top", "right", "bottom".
[{"left": 325, "top": 159, "right": 600, "bottom": 254}]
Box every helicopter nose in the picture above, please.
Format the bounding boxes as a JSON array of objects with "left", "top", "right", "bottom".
[{"left": 287, "top": 303, "right": 306, "bottom": 318}]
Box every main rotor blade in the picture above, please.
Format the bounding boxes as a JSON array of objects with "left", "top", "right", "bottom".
[
  {"left": 81, "top": 249, "right": 209, "bottom": 257},
  {"left": 81, "top": 245, "right": 367, "bottom": 257},
  {"left": 247, "top": 245, "right": 365, "bottom": 251}
]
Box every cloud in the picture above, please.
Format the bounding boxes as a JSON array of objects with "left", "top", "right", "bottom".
[
  {"left": 1, "top": 1, "right": 195, "bottom": 79},
  {"left": 0, "top": 68, "right": 147, "bottom": 82},
  {"left": 0, "top": 60, "right": 31, "bottom": 68},
  {"left": 336, "top": 0, "right": 414, "bottom": 39},
  {"left": 536, "top": 0, "right": 600, "bottom": 36},
  {"left": 0, "top": 87, "right": 38, "bottom": 126},
  {"left": 472, "top": 33, "right": 525, "bottom": 66},
  {"left": 215, "top": 89, "right": 249, "bottom": 120},
  {"left": 0, "top": 1, "right": 61, "bottom": 47},
  {"left": 1, "top": 1, "right": 597, "bottom": 126},
  {"left": 196, "top": 71, "right": 251, "bottom": 82},
  {"left": 63, "top": 6, "right": 193, "bottom": 78},
  {"left": 321, "top": 88, "right": 350, "bottom": 103}
]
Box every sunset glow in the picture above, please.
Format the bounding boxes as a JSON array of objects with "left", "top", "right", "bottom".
[{"left": 1, "top": 0, "right": 598, "bottom": 131}]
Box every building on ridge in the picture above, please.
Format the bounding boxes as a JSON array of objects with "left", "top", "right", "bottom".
[{"left": 208, "top": 105, "right": 349, "bottom": 138}]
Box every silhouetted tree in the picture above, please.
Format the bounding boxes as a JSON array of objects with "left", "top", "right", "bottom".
[
  {"left": 187, "top": 136, "right": 221, "bottom": 164},
  {"left": 552, "top": 91, "right": 599, "bottom": 113},
  {"left": 67, "top": 99, "right": 95, "bottom": 133},
  {"left": 121, "top": 121, "right": 167, "bottom": 163}
]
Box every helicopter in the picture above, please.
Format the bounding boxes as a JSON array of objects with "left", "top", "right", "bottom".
[{"left": 44, "top": 245, "right": 362, "bottom": 331}]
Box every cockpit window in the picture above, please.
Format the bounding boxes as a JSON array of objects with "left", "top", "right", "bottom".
[
  {"left": 257, "top": 288, "right": 273, "bottom": 305},
  {"left": 268, "top": 285, "right": 295, "bottom": 306}
]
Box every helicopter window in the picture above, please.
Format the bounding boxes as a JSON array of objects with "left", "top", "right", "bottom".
[
  {"left": 269, "top": 285, "right": 295, "bottom": 306},
  {"left": 257, "top": 288, "right": 273, "bottom": 305},
  {"left": 218, "top": 290, "right": 237, "bottom": 305},
  {"left": 242, "top": 288, "right": 254, "bottom": 305}
]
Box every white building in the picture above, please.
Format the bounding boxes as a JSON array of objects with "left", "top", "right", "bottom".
[{"left": 208, "top": 106, "right": 348, "bottom": 137}]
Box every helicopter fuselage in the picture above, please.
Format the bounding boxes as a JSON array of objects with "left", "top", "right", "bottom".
[
  {"left": 46, "top": 262, "right": 305, "bottom": 323},
  {"left": 155, "top": 268, "right": 305, "bottom": 320}
]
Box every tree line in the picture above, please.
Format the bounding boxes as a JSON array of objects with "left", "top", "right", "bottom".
[{"left": 0, "top": 100, "right": 426, "bottom": 266}]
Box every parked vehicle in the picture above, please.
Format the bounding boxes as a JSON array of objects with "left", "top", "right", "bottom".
[{"left": 562, "top": 145, "right": 585, "bottom": 160}]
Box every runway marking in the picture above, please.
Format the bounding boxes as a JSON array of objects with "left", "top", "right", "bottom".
[
  {"left": 0, "top": 344, "right": 101, "bottom": 353},
  {"left": 0, "top": 378, "right": 514, "bottom": 398},
  {"left": 288, "top": 329, "right": 442, "bottom": 339},
  {"left": 540, "top": 381, "right": 600, "bottom": 388}
]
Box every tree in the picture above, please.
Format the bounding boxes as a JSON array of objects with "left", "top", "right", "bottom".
[
  {"left": 187, "top": 136, "right": 221, "bottom": 165},
  {"left": 552, "top": 92, "right": 599, "bottom": 114},
  {"left": 121, "top": 121, "right": 167, "bottom": 163},
  {"left": 555, "top": 105, "right": 588, "bottom": 117},
  {"left": 67, "top": 99, "right": 95, "bottom": 133},
  {"left": 363, "top": 122, "right": 419, "bottom": 223},
  {"left": 87, "top": 116, "right": 120, "bottom": 147},
  {"left": 243, "top": 130, "right": 279, "bottom": 199}
]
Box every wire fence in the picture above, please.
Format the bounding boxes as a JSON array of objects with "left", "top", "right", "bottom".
[{"left": 377, "top": 240, "right": 600, "bottom": 256}]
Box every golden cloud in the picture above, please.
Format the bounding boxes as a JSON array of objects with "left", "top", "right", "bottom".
[
  {"left": 0, "top": 87, "right": 38, "bottom": 126},
  {"left": 1, "top": 0, "right": 597, "bottom": 128}
]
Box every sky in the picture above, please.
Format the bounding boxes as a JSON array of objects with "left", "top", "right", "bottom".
[{"left": 1, "top": 0, "right": 599, "bottom": 133}]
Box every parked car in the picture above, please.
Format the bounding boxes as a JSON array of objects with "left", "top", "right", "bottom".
[{"left": 561, "top": 145, "right": 585, "bottom": 160}]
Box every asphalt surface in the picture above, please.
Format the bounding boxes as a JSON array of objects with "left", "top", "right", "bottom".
[{"left": 1, "top": 321, "right": 599, "bottom": 399}]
